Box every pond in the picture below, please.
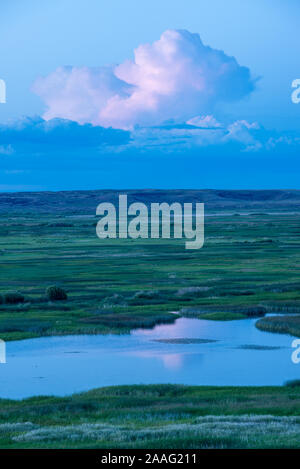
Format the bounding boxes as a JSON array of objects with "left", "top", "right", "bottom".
[{"left": 0, "top": 317, "right": 298, "bottom": 399}]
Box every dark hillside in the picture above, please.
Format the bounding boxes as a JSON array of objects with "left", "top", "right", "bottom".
[{"left": 0, "top": 189, "right": 299, "bottom": 214}]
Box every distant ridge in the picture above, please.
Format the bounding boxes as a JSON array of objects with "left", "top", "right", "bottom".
[{"left": 0, "top": 189, "right": 299, "bottom": 213}]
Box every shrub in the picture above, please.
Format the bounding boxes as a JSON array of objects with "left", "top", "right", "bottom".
[
  {"left": 102, "top": 294, "right": 127, "bottom": 307},
  {"left": 4, "top": 292, "right": 25, "bottom": 304},
  {"left": 0, "top": 294, "right": 3, "bottom": 305},
  {"left": 46, "top": 286, "right": 67, "bottom": 301},
  {"left": 133, "top": 290, "right": 160, "bottom": 300},
  {"left": 243, "top": 306, "right": 266, "bottom": 317},
  {"left": 219, "top": 290, "right": 255, "bottom": 297}
]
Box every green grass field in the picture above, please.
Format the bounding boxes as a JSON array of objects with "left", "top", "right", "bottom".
[
  {"left": 0, "top": 211, "right": 299, "bottom": 340},
  {"left": 1, "top": 384, "right": 300, "bottom": 448},
  {"left": 0, "top": 208, "right": 300, "bottom": 448}
]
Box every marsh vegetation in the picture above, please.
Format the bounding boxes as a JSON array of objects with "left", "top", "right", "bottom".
[
  {"left": 0, "top": 210, "right": 299, "bottom": 341},
  {"left": 1, "top": 384, "right": 300, "bottom": 448}
]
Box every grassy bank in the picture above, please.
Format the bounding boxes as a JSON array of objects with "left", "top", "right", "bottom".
[
  {"left": 256, "top": 315, "right": 300, "bottom": 337},
  {"left": 0, "top": 384, "right": 300, "bottom": 448},
  {"left": 0, "top": 211, "right": 299, "bottom": 341}
]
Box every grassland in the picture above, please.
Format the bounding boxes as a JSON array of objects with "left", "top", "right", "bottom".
[
  {"left": 1, "top": 384, "right": 300, "bottom": 448},
  {"left": 0, "top": 195, "right": 300, "bottom": 449},
  {"left": 0, "top": 210, "right": 299, "bottom": 341}
]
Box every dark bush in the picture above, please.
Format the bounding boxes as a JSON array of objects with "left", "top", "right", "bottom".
[
  {"left": 4, "top": 292, "right": 25, "bottom": 304},
  {"left": 243, "top": 306, "right": 266, "bottom": 317},
  {"left": 0, "top": 294, "right": 3, "bottom": 304},
  {"left": 219, "top": 290, "right": 255, "bottom": 297},
  {"left": 46, "top": 286, "right": 68, "bottom": 301},
  {"left": 48, "top": 222, "right": 74, "bottom": 227},
  {"left": 133, "top": 290, "right": 161, "bottom": 299},
  {"left": 285, "top": 379, "right": 300, "bottom": 388},
  {"left": 102, "top": 294, "right": 127, "bottom": 306}
]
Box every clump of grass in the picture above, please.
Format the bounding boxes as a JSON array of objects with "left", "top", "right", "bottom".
[
  {"left": 261, "top": 303, "right": 300, "bottom": 314},
  {"left": 199, "top": 312, "right": 246, "bottom": 321},
  {"left": 0, "top": 319, "right": 53, "bottom": 334},
  {"left": 4, "top": 292, "right": 25, "bottom": 304},
  {"left": 46, "top": 286, "right": 68, "bottom": 301},
  {"left": 132, "top": 290, "right": 160, "bottom": 300},
  {"left": 176, "top": 287, "right": 210, "bottom": 298},
  {"left": 181, "top": 306, "right": 266, "bottom": 320},
  {"left": 237, "top": 344, "right": 282, "bottom": 351},
  {"left": 243, "top": 307, "right": 266, "bottom": 317},
  {"left": 256, "top": 315, "right": 300, "bottom": 337},
  {"left": 102, "top": 294, "right": 127, "bottom": 307},
  {"left": 219, "top": 290, "right": 255, "bottom": 297},
  {"left": 13, "top": 423, "right": 117, "bottom": 443},
  {"left": 153, "top": 338, "right": 218, "bottom": 344},
  {"left": 79, "top": 313, "right": 175, "bottom": 330},
  {"left": 0, "top": 422, "right": 39, "bottom": 436}
]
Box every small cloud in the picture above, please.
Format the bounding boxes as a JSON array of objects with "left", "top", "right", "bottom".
[
  {"left": 267, "top": 135, "right": 300, "bottom": 149},
  {"left": 4, "top": 169, "right": 27, "bottom": 175},
  {"left": 225, "top": 120, "right": 262, "bottom": 151},
  {"left": 186, "top": 115, "right": 222, "bottom": 128},
  {"left": 0, "top": 144, "right": 14, "bottom": 155}
]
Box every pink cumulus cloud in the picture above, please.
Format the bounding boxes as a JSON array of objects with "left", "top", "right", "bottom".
[{"left": 33, "top": 29, "right": 255, "bottom": 130}]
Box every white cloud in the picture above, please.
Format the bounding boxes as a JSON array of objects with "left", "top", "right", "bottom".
[
  {"left": 225, "top": 120, "right": 262, "bottom": 151},
  {"left": 33, "top": 66, "right": 131, "bottom": 125},
  {"left": 0, "top": 144, "right": 14, "bottom": 155},
  {"left": 186, "top": 115, "right": 222, "bottom": 128},
  {"left": 127, "top": 116, "right": 263, "bottom": 151},
  {"left": 33, "top": 29, "right": 255, "bottom": 130}
]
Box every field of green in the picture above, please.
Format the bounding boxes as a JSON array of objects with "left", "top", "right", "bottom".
[
  {"left": 1, "top": 384, "right": 300, "bottom": 449},
  {"left": 0, "top": 208, "right": 300, "bottom": 448},
  {"left": 0, "top": 210, "right": 299, "bottom": 340}
]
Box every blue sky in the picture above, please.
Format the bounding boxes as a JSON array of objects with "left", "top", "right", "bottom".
[{"left": 0, "top": 0, "right": 299, "bottom": 191}]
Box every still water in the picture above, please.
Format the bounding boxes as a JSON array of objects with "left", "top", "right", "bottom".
[{"left": 0, "top": 317, "right": 298, "bottom": 399}]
